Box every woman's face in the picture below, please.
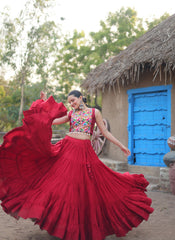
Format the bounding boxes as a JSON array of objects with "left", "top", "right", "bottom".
[{"left": 68, "top": 95, "right": 82, "bottom": 110}]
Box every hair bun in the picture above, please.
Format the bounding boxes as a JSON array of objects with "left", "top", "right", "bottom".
[{"left": 82, "top": 97, "right": 87, "bottom": 104}]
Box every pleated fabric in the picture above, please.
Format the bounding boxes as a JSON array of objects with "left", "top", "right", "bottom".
[{"left": 0, "top": 97, "right": 154, "bottom": 240}]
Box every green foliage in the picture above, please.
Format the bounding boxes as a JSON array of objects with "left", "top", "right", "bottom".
[
  {"left": 0, "top": 0, "right": 62, "bottom": 124},
  {"left": 0, "top": 80, "right": 56, "bottom": 131},
  {"left": 0, "top": 15, "right": 18, "bottom": 70},
  {"left": 0, "top": 86, "right": 5, "bottom": 99},
  {"left": 0, "top": 87, "right": 20, "bottom": 131},
  {"left": 0, "top": 3, "right": 170, "bottom": 131},
  {"left": 53, "top": 30, "right": 88, "bottom": 99},
  {"left": 89, "top": 7, "right": 146, "bottom": 60},
  {"left": 145, "top": 13, "right": 170, "bottom": 30}
]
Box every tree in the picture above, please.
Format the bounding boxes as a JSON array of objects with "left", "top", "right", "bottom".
[
  {"left": 54, "top": 8, "right": 170, "bottom": 94},
  {"left": 0, "top": 0, "right": 62, "bottom": 124},
  {"left": 52, "top": 30, "right": 90, "bottom": 101},
  {"left": 53, "top": 8, "right": 169, "bottom": 107},
  {"left": 89, "top": 7, "right": 154, "bottom": 62},
  {"left": 0, "top": 4, "right": 170, "bottom": 130},
  {"left": 146, "top": 13, "right": 170, "bottom": 30}
]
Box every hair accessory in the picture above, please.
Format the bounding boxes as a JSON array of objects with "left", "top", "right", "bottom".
[{"left": 82, "top": 97, "right": 87, "bottom": 104}]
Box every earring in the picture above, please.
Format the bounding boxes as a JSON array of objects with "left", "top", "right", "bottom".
[{"left": 79, "top": 100, "right": 85, "bottom": 110}]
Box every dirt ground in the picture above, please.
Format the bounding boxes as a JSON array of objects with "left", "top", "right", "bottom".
[{"left": 0, "top": 190, "right": 175, "bottom": 240}]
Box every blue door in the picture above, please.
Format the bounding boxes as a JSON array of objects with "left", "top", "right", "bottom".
[{"left": 127, "top": 85, "right": 172, "bottom": 167}]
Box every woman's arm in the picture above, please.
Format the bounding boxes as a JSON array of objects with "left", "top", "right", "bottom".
[
  {"left": 52, "top": 115, "right": 69, "bottom": 125},
  {"left": 95, "top": 109, "right": 131, "bottom": 157}
]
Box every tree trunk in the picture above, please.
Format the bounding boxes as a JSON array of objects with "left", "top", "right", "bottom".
[{"left": 18, "top": 77, "right": 24, "bottom": 125}]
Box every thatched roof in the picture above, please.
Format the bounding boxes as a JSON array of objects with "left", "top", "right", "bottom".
[{"left": 82, "top": 14, "right": 175, "bottom": 94}]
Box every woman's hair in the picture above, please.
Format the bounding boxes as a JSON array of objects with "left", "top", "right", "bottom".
[{"left": 68, "top": 90, "right": 87, "bottom": 103}]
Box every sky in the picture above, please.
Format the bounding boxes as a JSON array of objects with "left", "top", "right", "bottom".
[{"left": 0, "top": 0, "right": 175, "bottom": 34}]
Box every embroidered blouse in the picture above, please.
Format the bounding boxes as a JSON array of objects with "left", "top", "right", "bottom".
[{"left": 68, "top": 108, "right": 96, "bottom": 136}]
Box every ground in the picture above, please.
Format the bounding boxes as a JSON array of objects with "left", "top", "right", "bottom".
[{"left": 0, "top": 190, "right": 175, "bottom": 240}]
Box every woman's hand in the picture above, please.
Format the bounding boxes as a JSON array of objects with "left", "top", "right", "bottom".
[
  {"left": 40, "top": 91, "right": 47, "bottom": 101},
  {"left": 121, "top": 146, "right": 131, "bottom": 157}
]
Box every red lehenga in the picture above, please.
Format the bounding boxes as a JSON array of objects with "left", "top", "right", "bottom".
[{"left": 0, "top": 96, "right": 154, "bottom": 240}]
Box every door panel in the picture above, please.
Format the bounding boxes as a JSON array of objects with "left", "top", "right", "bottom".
[{"left": 127, "top": 85, "right": 172, "bottom": 167}]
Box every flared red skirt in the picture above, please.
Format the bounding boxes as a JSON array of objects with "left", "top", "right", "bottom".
[{"left": 0, "top": 135, "right": 153, "bottom": 240}]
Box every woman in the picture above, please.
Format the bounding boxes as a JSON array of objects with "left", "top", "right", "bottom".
[
  {"left": 0, "top": 90, "right": 153, "bottom": 240},
  {"left": 52, "top": 90, "right": 130, "bottom": 156}
]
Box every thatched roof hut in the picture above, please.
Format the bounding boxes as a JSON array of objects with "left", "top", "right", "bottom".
[{"left": 82, "top": 14, "right": 175, "bottom": 93}]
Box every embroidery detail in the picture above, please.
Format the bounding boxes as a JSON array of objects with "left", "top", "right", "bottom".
[{"left": 70, "top": 109, "right": 93, "bottom": 135}]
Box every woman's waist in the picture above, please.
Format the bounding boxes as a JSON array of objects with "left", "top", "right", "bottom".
[{"left": 66, "top": 132, "right": 91, "bottom": 140}]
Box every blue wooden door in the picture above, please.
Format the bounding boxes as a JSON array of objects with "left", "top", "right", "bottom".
[{"left": 127, "top": 85, "right": 172, "bottom": 167}]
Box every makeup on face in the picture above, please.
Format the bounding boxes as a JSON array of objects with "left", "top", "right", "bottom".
[{"left": 68, "top": 95, "right": 82, "bottom": 109}]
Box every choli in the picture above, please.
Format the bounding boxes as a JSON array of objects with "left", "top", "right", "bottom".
[{"left": 68, "top": 108, "right": 95, "bottom": 136}]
